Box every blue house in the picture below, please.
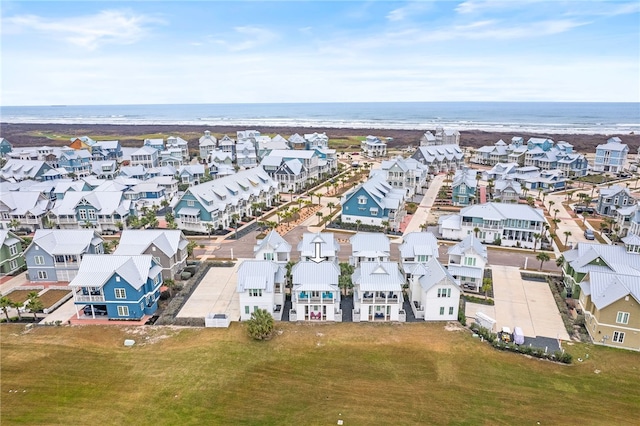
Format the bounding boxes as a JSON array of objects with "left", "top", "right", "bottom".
[
  {"left": 451, "top": 168, "right": 478, "bottom": 206},
  {"left": 0, "top": 138, "right": 13, "bottom": 158},
  {"left": 340, "top": 174, "right": 406, "bottom": 231},
  {"left": 69, "top": 254, "right": 163, "bottom": 320},
  {"left": 91, "top": 140, "right": 123, "bottom": 162},
  {"left": 593, "top": 137, "right": 629, "bottom": 173},
  {"left": 24, "top": 229, "right": 104, "bottom": 282},
  {"left": 58, "top": 148, "right": 92, "bottom": 177}
]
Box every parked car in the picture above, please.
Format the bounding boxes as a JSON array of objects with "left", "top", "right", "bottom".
[
  {"left": 83, "top": 305, "right": 108, "bottom": 316},
  {"left": 584, "top": 229, "right": 595, "bottom": 240}
]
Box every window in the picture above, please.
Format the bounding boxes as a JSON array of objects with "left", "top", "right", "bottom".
[
  {"left": 187, "top": 200, "right": 195, "bottom": 207},
  {"left": 10, "top": 259, "right": 18, "bottom": 270},
  {"left": 612, "top": 331, "right": 625, "bottom": 343},
  {"left": 616, "top": 312, "right": 630, "bottom": 324},
  {"left": 115, "top": 276, "right": 121, "bottom": 282},
  {"left": 437, "top": 288, "right": 451, "bottom": 298},
  {"left": 88, "top": 210, "right": 96, "bottom": 220},
  {"left": 115, "top": 288, "right": 126, "bottom": 299},
  {"left": 9, "top": 244, "right": 18, "bottom": 255},
  {"left": 37, "top": 270, "right": 47, "bottom": 279},
  {"left": 245, "top": 306, "right": 250, "bottom": 314},
  {"left": 79, "top": 210, "right": 87, "bottom": 220},
  {"left": 464, "top": 257, "right": 477, "bottom": 266},
  {"left": 263, "top": 253, "right": 274, "bottom": 261},
  {"left": 370, "top": 208, "right": 378, "bottom": 216},
  {"left": 439, "top": 307, "right": 445, "bottom": 315},
  {"left": 449, "top": 306, "right": 454, "bottom": 315},
  {"left": 117, "top": 306, "right": 129, "bottom": 317},
  {"left": 358, "top": 196, "right": 367, "bottom": 205},
  {"left": 34, "top": 255, "right": 45, "bottom": 265},
  {"left": 249, "top": 289, "right": 263, "bottom": 297},
  {"left": 416, "top": 255, "right": 427, "bottom": 262}
]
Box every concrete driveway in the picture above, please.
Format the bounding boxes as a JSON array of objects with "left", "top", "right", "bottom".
[
  {"left": 177, "top": 261, "right": 242, "bottom": 321},
  {"left": 484, "top": 265, "right": 570, "bottom": 341}
]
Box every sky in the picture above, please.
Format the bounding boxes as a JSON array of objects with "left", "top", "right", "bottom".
[{"left": 1, "top": 0, "right": 639, "bottom": 105}]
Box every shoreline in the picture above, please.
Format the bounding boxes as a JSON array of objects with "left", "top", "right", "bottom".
[{"left": 1, "top": 122, "right": 639, "bottom": 152}]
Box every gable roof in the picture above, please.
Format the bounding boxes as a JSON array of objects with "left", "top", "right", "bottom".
[
  {"left": 349, "top": 232, "right": 390, "bottom": 256},
  {"left": 69, "top": 255, "right": 158, "bottom": 290},
  {"left": 447, "top": 234, "right": 488, "bottom": 260},
  {"left": 399, "top": 232, "right": 439, "bottom": 260},
  {"left": 460, "top": 202, "right": 546, "bottom": 222},
  {"left": 581, "top": 272, "right": 640, "bottom": 310},
  {"left": 31, "top": 229, "right": 102, "bottom": 255},
  {"left": 292, "top": 262, "right": 339, "bottom": 290},
  {"left": 351, "top": 261, "right": 405, "bottom": 291},
  {"left": 237, "top": 260, "right": 282, "bottom": 292},
  {"left": 416, "top": 258, "right": 459, "bottom": 292},
  {"left": 298, "top": 232, "right": 340, "bottom": 258},
  {"left": 254, "top": 230, "right": 292, "bottom": 255},
  {"left": 114, "top": 230, "right": 187, "bottom": 258}
]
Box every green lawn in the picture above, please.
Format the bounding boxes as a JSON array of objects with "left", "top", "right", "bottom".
[{"left": 2, "top": 323, "right": 639, "bottom": 425}]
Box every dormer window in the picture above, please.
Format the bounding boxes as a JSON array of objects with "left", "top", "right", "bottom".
[{"left": 358, "top": 196, "right": 367, "bottom": 205}]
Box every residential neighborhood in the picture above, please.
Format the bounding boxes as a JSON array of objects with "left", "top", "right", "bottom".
[{"left": 1, "top": 129, "right": 639, "bottom": 354}]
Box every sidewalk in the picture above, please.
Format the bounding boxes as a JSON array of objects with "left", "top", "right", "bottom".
[{"left": 403, "top": 174, "right": 447, "bottom": 235}]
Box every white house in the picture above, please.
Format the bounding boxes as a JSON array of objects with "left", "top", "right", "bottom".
[
  {"left": 254, "top": 230, "right": 292, "bottom": 263},
  {"left": 130, "top": 146, "right": 159, "bottom": 168},
  {"left": 361, "top": 135, "right": 387, "bottom": 158},
  {"left": 349, "top": 232, "right": 390, "bottom": 267},
  {"left": 398, "top": 231, "right": 440, "bottom": 277},
  {"left": 438, "top": 202, "right": 546, "bottom": 249},
  {"left": 297, "top": 232, "right": 340, "bottom": 263},
  {"left": 291, "top": 262, "right": 341, "bottom": 321},
  {"left": 199, "top": 130, "right": 218, "bottom": 160},
  {"left": 237, "top": 260, "right": 286, "bottom": 321},
  {"left": 352, "top": 261, "right": 405, "bottom": 322},
  {"left": 373, "top": 156, "right": 429, "bottom": 198},
  {"left": 407, "top": 257, "right": 461, "bottom": 321},
  {"left": 446, "top": 234, "right": 488, "bottom": 292}
]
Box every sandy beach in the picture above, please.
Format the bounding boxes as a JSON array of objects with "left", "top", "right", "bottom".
[{"left": 1, "top": 122, "right": 638, "bottom": 153}]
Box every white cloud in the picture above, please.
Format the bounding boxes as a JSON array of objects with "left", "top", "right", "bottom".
[
  {"left": 2, "top": 9, "right": 163, "bottom": 50},
  {"left": 387, "top": 2, "right": 433, "bottom": 22},
  {"left": 209, "top": 26, "right": 278, "bottom": 51}
]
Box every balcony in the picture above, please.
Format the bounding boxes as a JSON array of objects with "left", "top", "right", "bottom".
[{"left": 75, "top": 294, "right": 105, "bottom": 302}]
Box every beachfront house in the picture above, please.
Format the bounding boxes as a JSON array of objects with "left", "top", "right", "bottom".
[
  {"left": 254, "top": 230, "right": 292, "bottom": 263},
  {"left": 596, "top": 185, "right": 635, "bottom": 216},
  {"left": 235, "top": 141, "right": 258, "bottom": 169},
  {"left": 446, "top": 234, "right": 488, "bottom": 292},
  {"left": 217, "top": 135, "right": 236, "bottom": 159},
  {"left": 0, "top": 230, "right": 26, "bottom": 276},
  {"left": 340, "top": 174, "right": 406, "bottom": 231},
  {"left": 166, "top": 136, "right": 189, "bottom": 162},
  {"left": 24, "top": 229, "right": 104, "bottom": 282},
  {"left": 290, "top": 262, "right": 341, "bottom": 321},
  {"left": 438, "top": 202, "right": 546, "bottom": 249},
  {"left": 48, "top": 190, "right": 132, "bottom": 233},
  {"left": 593, "top": 137, "right": 629, "bottom": 173},
  {"left": 199, "top": 130, "right": 218, "bottom": 160},
  {"left": 113, "top": 230, "right": 188, "bottom": 279},
  {"left": 237, "top": 260, "right": 286, "bottom": 321},
  {"left": 361, "top": 136, "right": 387, "bottom": 158},
  {"left": 351, "top": 261, "right": 405, "bottom": 322},
  {"left": 406, "top": 257, "right": 461, "bottom": 321},
  {"left": 349, "top": 232, "right": 391, "bottom": 267},
  {"left": 562, "top": 241, "right": 640, "bottom": 351},
  {"left": 69, "top": 254, "right": 163, "bottom": 320},
  {"left": 173, "top": 167, "right": 278, "bottom": 234},
  {"left": 288, "top": 133, "right": 307, "bottom": 150},
  {"left": 411, "top": 144, "right": 464, "bottom": 173},
  {"left": 90, "top": 140, "right": 123, "bottom": 162}
]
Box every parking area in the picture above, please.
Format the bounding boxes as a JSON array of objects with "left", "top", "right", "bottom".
[
  {"left": 176, "top": 260, "right": 242, "bottom": 321},
  {"left": 467, "top": 265, "right": 570, "bottom": 341}
]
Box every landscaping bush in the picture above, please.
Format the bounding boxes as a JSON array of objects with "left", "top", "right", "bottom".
[
  {"left": 181, "top": 272, "right": 192, "bottom": 280},
  {"left": 462, "top": 295, "right": 495, "bottom": 305}
]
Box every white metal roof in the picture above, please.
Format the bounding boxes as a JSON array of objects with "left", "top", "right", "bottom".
[
  {"left": 69, "top": 255, "right": 158, "bottom": 290},
  {"left": 352, "top": 261, "right": 405, "bottom": 291},
  {"left": 114, "top": 230, "right": 187, "bottom": 258}
]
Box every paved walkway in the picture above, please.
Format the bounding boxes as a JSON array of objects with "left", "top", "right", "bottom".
[
  {"left": 403, "top": 174, "right": 447, "bottom": 235},
  {"left": 177, "top": 261, "right": 242, "bottom": 321}
]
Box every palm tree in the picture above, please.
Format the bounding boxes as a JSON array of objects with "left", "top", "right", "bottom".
[
  {"left": 563, "top": 231, "right": 572, "bottom": 247},
  {"left": 316, "top": 192, "right": 323, "bottom": 206},
  {"left": 26, "top": 292, "right": 43, "bottom": 322},
  {"left": 327, "top": 202, "right": 336, "bottom": 212},
  {"left": 316, "top": 211, "right": 323, "bottom": 225},
  {"left": 246, "top": 309, "right": 275, "bottom": 340},
  {"left": 8, "top": 219, "right": 20, "bottom": 231},
  {"left": 553, "top": 209, "right": 560, "bottom": 220},
  {"left": 12, "top": 301, "right": 24, "bottom": 321},
  {"left": 582, "top": 211, "right": 591, "bottom": 225},
  {"left": 355, "top": 219, "right": 362, "bottom": 232},
  {"left": 473, "top": 227, "right": 480, "bottom": 237},
  {"left": 205, "top": 223, "right": 214, "bottom": 238},
  {"left": 186, "top": 240, "right": 198, "bottom": 258},
  {"left": 536, "top": 252, "right": 551, "bottom": 271},
  {"left": 555, "top": 255, "right": 565, "bottom": 268},
  {"left": 231, "top": 214, "right": 240, "bottom": 238},
  {"left": 532, "top": 233, "right": 541, "bottom": 252},
  {"left": 288, "top": 188, "right": 294, "bottom": 203},
  {"left": 381, "top": 220, "right": 390, "bottom": 234},
  {"left": 0, "top": 296, "right": 12, "bottom": 322},
  {"left": 481, "top": 277, "right": 492, "bottom": 300},
  {"left": 548, "top": 200, "right": 555, "bottom": 212}
]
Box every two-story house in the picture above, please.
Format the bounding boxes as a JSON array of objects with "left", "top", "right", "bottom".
[
  {"left": 374, "top": 156, "right": 429, "bottom": 198},
  {"left": 237, "top": 260, "right": 286, "bottom": 321},
  {"left": 297, "top": 232, "right": 340, "bottom": 263},
  {"left": 406, "top": 257, "right": 461, "bottom": 321},
  {"left": 91, "top": 140, "right": 123, "bottom": 162},
  {"left": 411, "top": 144, "right": 464, "bottom": 174},
  {"left": 562, "top": 241, "right": 640, "bottom": 351},
  {"left": 0, "top": 138, "right": 13, "bottom": 158},
  {"left": 594, "top": 137, "right": 629, "bottom": 173},
  {"left": 199, "top": 130, "right": 218, "bottom": 160},
  {"left": 0, "top": 191, "right": 51, "bottom": 232},
  {"left": 361, "top": 136, "right": 387, "bottom": 158},
  {"left": 178, "top": 165, "right": 205, "bottom": 186},
  {"left": 438, "top": 202, "right": 546, "bottom": 249},
  {"left": 24, "top": 229, "right": 104, "bottom": 282},
  {"left": 58, "top": 148, "right": 92, "bottom": 177},
  {"left": 349, "top": 232, "right": 390, "bottom": 267},
  {"left": 0, "top": 230, "right": 26, "bottom": 276},
  {"left": 48, "top": 190, "right": 132, "bottom": 233},
  {"left": 113, "top": 230, "right": 188, "bottom": 279},
  {"left": 596, "top": 185, "right": 635, "bottom": 216},
  {"left": 340, "top": 174, "right": 405, "bottom": 230},
  {"left": 130, "top": 146, "right": 160, "bottom": 168},
  {"left": 0, "top": 159, "right": 52, "bottom": 182},
  {"left": 254, "top": 230, "right": 292, "bottom": 263},
  {"left": 446, "top": 234, "right": 488, "bottom": 292},
  {"left": 352, "top": 261, "right": 405, "bottom": 322},
  {"left": 291, "top": 262, "right": 341, "bottom": 321},
  {"left": 69, "top": 254, "right": 163, "bottom": 320},
  {"left": 493, "top": 178, "right": 522, "bottom": 203}
]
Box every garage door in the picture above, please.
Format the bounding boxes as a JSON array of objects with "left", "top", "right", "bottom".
[{"left": 56, "top": 269, "right": 77, "bottom": 282}]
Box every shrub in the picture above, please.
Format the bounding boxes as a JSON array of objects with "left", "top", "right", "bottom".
[
  {"left": 181, "top": 272, "right": 192, "bottom": 280},
  {"left": 246, "top": 309, "right": 275, "bottom": 340},
  {"left": 458, "top": 308, "right": 466, "bottom": 326}
]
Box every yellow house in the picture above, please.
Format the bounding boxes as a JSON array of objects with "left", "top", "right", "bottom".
[{"left": 579, "top": 271, "right": 640, "bottom": 351}]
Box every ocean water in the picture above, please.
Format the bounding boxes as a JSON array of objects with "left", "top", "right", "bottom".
[{"left": 1, "top": 102, "right": 639, "bottom": 135}]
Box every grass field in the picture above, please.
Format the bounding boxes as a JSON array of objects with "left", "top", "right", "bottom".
[
  {"left": 38, "top": 290, "right": 72, "bottom": 309},
  {"left": 2, "top": 322, "right": 639, "bottom": 425},
  {"left": 4, "top": 290, "right": 36, "bottom": 305}
]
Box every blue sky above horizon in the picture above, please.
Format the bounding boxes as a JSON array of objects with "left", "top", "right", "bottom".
[{"left": 1, "top": 1, "right": 639, "bottom": 105}]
